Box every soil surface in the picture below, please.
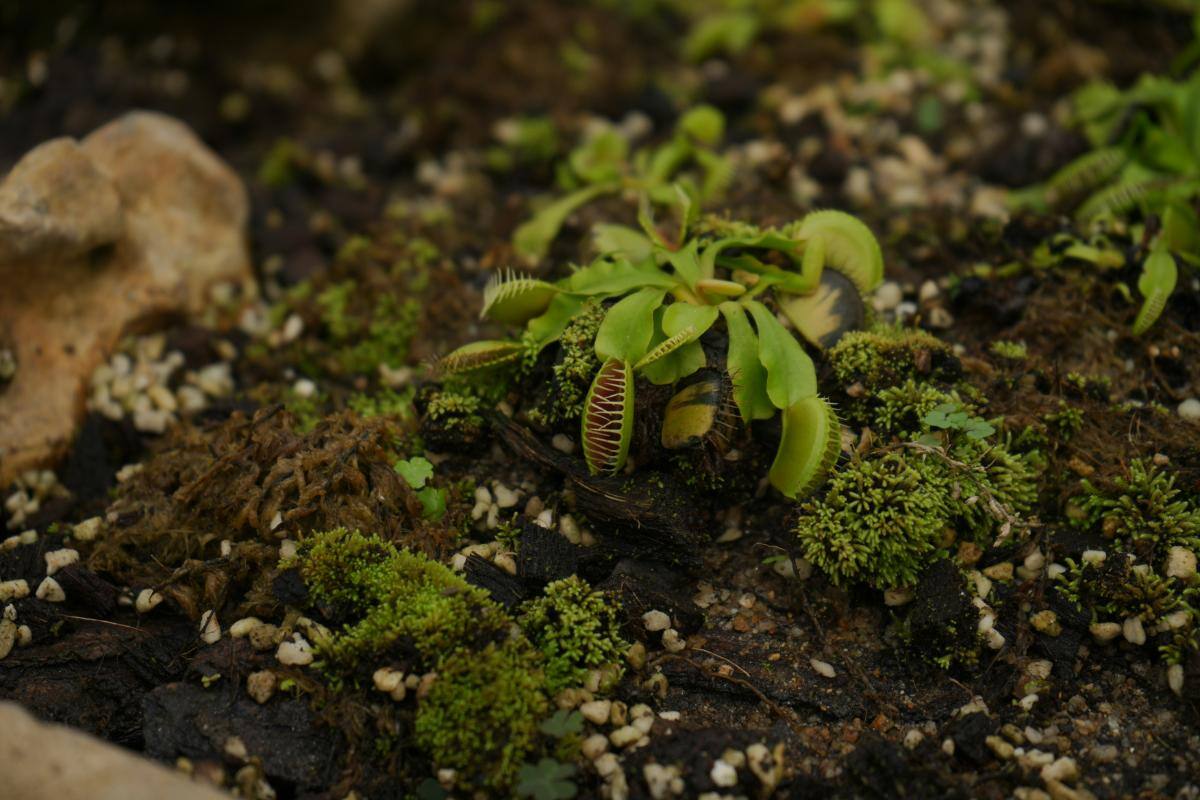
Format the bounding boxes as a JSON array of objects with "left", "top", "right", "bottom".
[{"left": 2, "top": 2, "right": 1199, "bottom": 799}]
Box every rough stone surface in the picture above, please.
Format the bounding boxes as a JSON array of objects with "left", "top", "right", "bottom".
[
  {"left": 0, "top": 701, "right": 228, "bottom": 800},
  {"left": 0, "top": 111, "right": 252, "bottom": 487}
]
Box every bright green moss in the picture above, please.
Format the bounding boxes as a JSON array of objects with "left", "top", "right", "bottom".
[
  {"left": 291, "top": 529, "right": 555, "bottom": 793},
  {"left": 414, "top": 639, "right": 550, "bottom": 793},
  {"left": 988, "top": 340, "right": 1028, "bottom": 361},
  {"left": 526, "top": 302, "right": 605, "bottom": 429},
  {"left": 290, "top": 528, "right": 508, "bottom": 671},
  {"left": 517, "top": 576, "right": 628, "bottom": 694},
  {"left": 828, "top": 325, "right": 952, "bottom": 393},
  {"left": 796, "top": 402, "right": 1040, "bottom": 588},
  {"left": 1043, "top": 401, "right": 1084, "bottom": 440},
  {"left": 1072, "top": 459, "right": 1200, "bottom": 555},
  {"left": 348, "top": 387, "right": 415, "bottom": 421},
  {"left": 316, "top": 281, "right": 420, "bottom": 374},
  {"left": 871, "top": 378, "right": 965, "bottom": 438},
  {"left": 795, "top": 452, "right": 950, "bottom": 589},
  {"left": 421, "top": 387, "right": 487, "bottom": 449}
]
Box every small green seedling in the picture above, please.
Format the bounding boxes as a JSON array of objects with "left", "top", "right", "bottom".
[
  {"left": 394, "top": 456, "right": 447, "bottom": 520},
  {"left": 512, "top": 105, "right": 732, "bottom": 261},
  {"left": 516, "top": 758, "right": 577, "bottom": 800},
  {"left": 442, "top": 208, "right": 884, "bottom": 498}
]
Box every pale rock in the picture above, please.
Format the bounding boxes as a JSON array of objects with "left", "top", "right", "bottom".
[
  {"left": 0, "top": 112, "right": 252, "bottom": 486},
  {"left": 35, "top": 576, "right": 65, "bottom": 602}
]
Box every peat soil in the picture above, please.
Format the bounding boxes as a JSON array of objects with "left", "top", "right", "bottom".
[{"left": 2, "top": 1, "right": 1199, "bottom": 798}]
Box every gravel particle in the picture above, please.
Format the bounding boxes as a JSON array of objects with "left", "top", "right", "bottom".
[
  {"left": 1122, "top": 616, "right": 1146, "bottom": 645},
  {"left": 609, "top": 725, "right": 642, "bottom": 748},
  {"left": 709, "top": 759, "right": 738, "bottom": 788},
  {"left": 199, "top": 610, "right": 221, "bottom": 644},
  {"left": 0, "top": 619, "right": 15, "bottom": 660},
  {"left": 662, "top": 628, "right": 686, "bottom": 652},
  {"left": 580, "top": 699, "right": 612, "bottom": 725},
  {"left": 35, "top": 576, "right": 65, "bottom": 602},
  {"left": 1089, "top": 744, "right": 1119, "bottom": 764},
  {"left": 44, "top": 548, "right": 79, "bottom": 576},
  {"left": 136, "top": 588, "right": 163, "bottom": 613},
  {"left": 582, "top": 734, "right": 608, "bottom": 761},
  {"left": 1177, "top": 398, "right": 1200, "bottom": 422},
  {"left": 276, "top": 634, "right": 314, "bottom": 666},
  {"left": 246, "top": 670, "right": 276, "bottom": 704},
  {"left": 643, "top": 610, "right": 670, "bottom": 632},
  {"left": 1090, "top": 622, "right": 1121, "bottom": 643},
  {"left": 0, "top": 579, "right": 30, "bottom": 602},
  {"left": 72, "top": 517, "right": 103, "bottom": 542},
  {"left": 1165, "top": 546, "right": 1197, "bottom": 580},
  {"left": 1041, "top": 757, "right": 1078, "bottom": 783},
  {"left": 230, "top": 617, "right": 262, "bottom": 638},
  {"left": 1031, "top": 610, "right": 1061, "bottom": 636},
  {"left": 810, "top": 658, "right": 837, "bottom": 678}
]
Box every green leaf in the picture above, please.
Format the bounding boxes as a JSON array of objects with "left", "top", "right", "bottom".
[
  {"left": 564, "top": 258, "right": 676, "bottom": 296},
  {"left": 1132, "top": 248, "right": 1178, "bottom": 335},
  {"left": 569, "top": 130, "right": 628, "bottom": 184},
  {"left": 482, "top": 270, "right": 559, "bottom": 325},
  {"left": 683, "top": 11, "right": 758, "bottom": 62},
  {"left": 415, "top": 778, "right": 448, "bottom": 800},
  {"left": 662, "top": 301, "right": 719, "bottom": 341},
  {"left": 678, "top": 105, "right": 726, "bottom": 146},
  {"left": 720, "top": 303, "right": 774, "bottom": 422},
  {"left": 539, "top": 710, "right": 584, "bottom": 738},
  {"left": 394, "top": 457, "right": 434, "bottom": 489},
  {"left": 516, "top": 759, "right": 577, "bottom": 800},
  {"left": 416, "top": 487, "right": 447, "bottom": 521},
  {"left": 592, "top": 224, "right": 655, "bottom": 263},
  {"left": 513, "top": 183, "right": 616, "bottom": 261},
  {"left": 746, "top": 301, "right": 817, "bottom": 409},
  {"left": 666, "top": 239, "right": 703, "bottom": 289},
  {"left": 639, "top": 307, "right": 706, "bottom": 384},
  {"left": 594, "top": 287, "right": 667, "bottom": 362},
  {"left": 769, "top": 395, "right": 841, "bottom": 499},
  {"left": 526, "top": 294, "right": 587, "bottom": 348}
]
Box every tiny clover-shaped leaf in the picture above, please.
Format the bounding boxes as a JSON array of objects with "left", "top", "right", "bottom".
[
  {"left": 594, "top": 287, "right": 667, "bottom": 363},
  {"left": 417, "top": 487, "right": 447, "bottom": 520},
  {"left": 540, "top": 709, "right": 585, "bottom": 738},
  {"left": 962, "top": 418, "right": 996, "bottom": 441},
  {"left": 922, "top": 403, "right": 962, "bottom": 430},
  {"left": 394, "top": 457, "right": 434, "bottom": 489},
  {"left": 745, "top": 300, "right": 817, "bottom": 410},
  {"left": 517, "top": 759, "right": 578, "bottom": 800},
  {"left": 415, "top": 778, "right": 447, "bottom": 800}
]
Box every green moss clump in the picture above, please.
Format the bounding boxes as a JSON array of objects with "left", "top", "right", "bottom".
[
  {"left": 526, "top": 301, "right": 606, "bottom": 429},
  {"left": 348, "top": 387, "right": 414, "bottom": 421},
  {"left": 414, "top": 639, "right": 550, "bottom": 792},
  {"left": 988, "top": 340, "right": 1028, "bottom": 361},
  {"left": 829, "top": 325, "right": 953, "bottom": 393},
  {"left": 421, "top": 387, "right": 486, "bottom": 449},
  {"left": 291, "top": 528, "right": 559, "bottom": 793},
  {"left": 316, "top": 281, "right": 420, "bottom": 375},
  {"left": 871, "top": 378, "right": 967, "bottom": 438},
  {"left": 796, "top": 395, "right": 1040, "bottom": 589},
  {"left": 1072, "top": 459, "right": 1200, "bottom": 556},
  {"left": 795, "top": 451, "right": 950, "bottom": 589},
  {"left": 290, "top": 528, "right": 509, "bottom": 670},
  {"left": 517, "top": 576, "right": 628, "bottom": 694}
]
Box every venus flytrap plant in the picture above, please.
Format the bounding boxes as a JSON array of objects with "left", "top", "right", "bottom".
[
  {"left": 512, "top": 105, "right": 733, "bottom": 262},
  {"left": 441, "top": 208, "right": 885, "bottom": 498},
  {"left": 1015, "top": 67, "right": 1200, "bottom": 334}
]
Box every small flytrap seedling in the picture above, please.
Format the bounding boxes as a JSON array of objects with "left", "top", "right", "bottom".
[
  {"left": 1014, "top": 68, "right": 1200, "bottom": 334},
  {"left": 442, "top": 209, "right": 884, "bottom": 498},
  {"left": 511, "top": 105, "right": 733, "bottom": 262}
]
